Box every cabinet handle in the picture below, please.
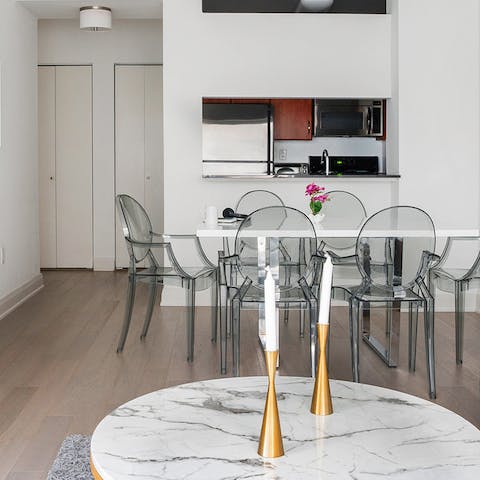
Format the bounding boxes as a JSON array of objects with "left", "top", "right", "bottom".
[
  {"left": 146, "top": 176, "right": 151, "bottom": 180},
  {"left": 50, "top": 176, "right": 54, "bottom": 181},
  {"left": 307, "top": 121, "right": 311, "bottom": 133}
]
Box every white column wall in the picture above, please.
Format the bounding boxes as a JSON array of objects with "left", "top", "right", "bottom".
[
  {"left": 163, "top": 0, "right": 393, "bottom": 305},
  {"left": 394, "top": 0, "right": 480, "bottom": 311},
  {"left": 38, "top": 19, "right": 163, "bottom": 271},
  {"left": 0, "top": 2, "right": 39, "bottom": 304},
  {"left": 396, "top": 0, "right": 480, "bottom": 229}
]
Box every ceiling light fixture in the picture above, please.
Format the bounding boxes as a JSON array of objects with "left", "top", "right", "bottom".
[
  {"left": 80, "top": 6, "right": 112, "bottom": 31},
  {"left": 299, "top": 0, "right": 334, "bottom": 12}
]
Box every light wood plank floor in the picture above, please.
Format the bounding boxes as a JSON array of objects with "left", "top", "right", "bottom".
[{"left": 0, "top": 271, "right": 479, "bottom": 479}]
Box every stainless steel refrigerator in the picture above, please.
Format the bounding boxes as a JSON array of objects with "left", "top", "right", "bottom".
[{"left": 202, "top": 103, "right": 274, "bottom": 177}]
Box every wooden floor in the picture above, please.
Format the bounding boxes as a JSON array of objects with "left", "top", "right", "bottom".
[{"left": 0, "top": 271, "right": 478, "bottom": 479}]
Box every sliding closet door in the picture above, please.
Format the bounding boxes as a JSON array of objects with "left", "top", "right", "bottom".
[
  {"left": 144, "top": 66, "right": 164, "bottom": 236},
  {"left": 115, "top": 66, "right": 146, "bottom": 268},
  {"left": 38, "top": 66, "right": 57, "bottom": 268},
  {"left": 115, "top": 65, "right": 163, "bottom": 268},
  {"left": 55, "top": 66, "right": 93, "bottom": 268},
  {"left": 38, "top": 65, "right": 93, "bottom": 269}
]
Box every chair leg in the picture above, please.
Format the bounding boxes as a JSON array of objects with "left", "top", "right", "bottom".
[
  {"left": 219, "top": 285, "right": 228, "bottom": 375},
  {"left": 211, "top": 273, "right": 218, "bottom": 343},
  {"left": 349, "top": 299, "right": 360, "bottom": 383},
  {"left": 117, "top": 275, "right": 137, "bottom": 353},
  {"left": 454, "top": 281, "right": 465, "bottom": 365},
  {"left": 424, "top": 297, "right": 436, "bottom": 399},
  {"left": 309, "top": 302, "right": 317, "bottom": 378},
  {"left": 186, "top": 279, "right": 196, "bottom": 362},
  {"left": 232, "top": 297, "right": 241, "bottom": 377},
  {"left": 385, "top": 306, "right": 391, "bottom": 336},
  {"left": 408, "top": 303, "right": 418, "bottom": 371},
  {"left": 284, "top": 265, "right": 292, "bottom": 325},
  {"left": 140, "top": 279, "right": 158, "bottom": 340},
  {"left": 299, "top": 307, "right": 305, "bottom": 338}
]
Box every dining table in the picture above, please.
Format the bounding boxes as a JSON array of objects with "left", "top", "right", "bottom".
[
  {"left": 197, "top": 221, "right": 480, "bottom": 373},
  {"left": 90, "top": 376, "right": 480, "bottom": 480}
]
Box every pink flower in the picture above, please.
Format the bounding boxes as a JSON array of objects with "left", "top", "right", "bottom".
[{"left": 305, "top": 183, "right": 322, "bottom": 196}]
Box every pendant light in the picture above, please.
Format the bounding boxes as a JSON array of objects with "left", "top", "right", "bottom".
[
  {"left": 80, "top": 6, "right": 112, "bottom": 31},
  {"left": 299, "top": 0, "right": 334, "bottom": 12}
]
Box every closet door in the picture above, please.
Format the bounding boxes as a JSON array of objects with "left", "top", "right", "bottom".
[
  {"left": 38, "top": 66, "right": 57, "bottom": 268},
  {"left": 144, "top": 66, "right": 164, "bottom": 237},
  {"left": 115, "top": 65, "right": 163, "bottom": 269},
  {"left": 55, "top": 66, "right": 93, "bottom": 268},
  {"left": 115, "top": 66, "right": 146, "bottom": 268}
]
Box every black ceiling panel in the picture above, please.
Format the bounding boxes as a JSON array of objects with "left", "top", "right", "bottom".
[{"left": 203, "top": 0, "right": 386, "bottom": 14}]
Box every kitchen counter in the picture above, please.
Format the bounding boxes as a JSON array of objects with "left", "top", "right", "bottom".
[{"left": 203, "top": 174, "right": 401, "bottom": 179}]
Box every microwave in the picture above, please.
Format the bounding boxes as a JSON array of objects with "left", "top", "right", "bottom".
[{"left": 314, "top": 99, "right": 384, "bottom": 137}]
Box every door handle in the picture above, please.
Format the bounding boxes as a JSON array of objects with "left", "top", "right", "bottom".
[{"left": 367, "top": 107, "right": 373, "bottom": 135}]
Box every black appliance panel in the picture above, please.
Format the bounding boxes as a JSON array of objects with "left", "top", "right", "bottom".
[{"left": 309, "top": 156, "right": 379, "bottom": 175}]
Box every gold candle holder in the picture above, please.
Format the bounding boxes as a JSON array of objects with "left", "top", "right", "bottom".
[
  {"left": 311, "top": 323, "right": 333, "bottom": 416},
  {"left": 258, "top": 350, "right": 284, "bottom": 458}
]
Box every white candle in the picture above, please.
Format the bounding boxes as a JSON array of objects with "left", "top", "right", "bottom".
[
  {"left": 318, "top": 254, "right": 334, "bottom": 325},
  {"left": 264, "top": 267, "right": 277, "bottom": 351}
]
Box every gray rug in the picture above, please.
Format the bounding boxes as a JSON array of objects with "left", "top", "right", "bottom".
[{"left": 47, "top": 434, "right": 93, "bottom": 480}]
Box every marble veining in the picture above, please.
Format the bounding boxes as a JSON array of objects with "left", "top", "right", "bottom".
[{"left": 91, "top": 377, "right": 480, "bottom": 479}]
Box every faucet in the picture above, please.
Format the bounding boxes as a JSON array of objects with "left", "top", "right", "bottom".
[{"left": 322, "top": 149, "right": 329, "bottom": 176}]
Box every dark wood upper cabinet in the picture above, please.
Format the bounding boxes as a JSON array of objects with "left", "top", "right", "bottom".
[
  {"left": 203, "top": 98, "right": 231, "bottom": 103},
  {"left": 271, "top": 99, "right": 313, "bottom": 141},
  {"left": 231, "top": 98, "right": 271, "bottom": 104}
]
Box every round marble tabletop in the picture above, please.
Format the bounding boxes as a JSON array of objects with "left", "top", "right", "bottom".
[{"left": 91, "top": 377, "right": 480, "bottom": 480}]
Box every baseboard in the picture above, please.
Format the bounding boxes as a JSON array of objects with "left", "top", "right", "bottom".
[
  {"left": 94, "top": 257, "right": 115, "bottom": 271},
  {"left": 0, "top": 274, "right": 44, "bottom": 321}
]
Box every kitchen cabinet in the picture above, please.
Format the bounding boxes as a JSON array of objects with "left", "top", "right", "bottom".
[
  {"left": 231, "top": 98, "right": 270, "bottom": 104},
  {"left": 202, "top": 98, "right": 313, "bottom": 140},
  {"left": 38, "top": 65, "right": 93, "bottom": 269},
  {"left": 271, "top": 99, "right": 313, "bottom": 140},
  {"left": 203, "top": 98, "right": 231, "bottom": 103},
  {"left": 202, "top": 98, "right": 270, "bottom": 104}
]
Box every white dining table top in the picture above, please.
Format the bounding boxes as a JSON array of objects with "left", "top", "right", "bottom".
[
  {"left": 90, "top": 376, "right": 480, "bottom": 480},
  {"left": 197, "top": 222, "right": 480, "bottom": 239}
]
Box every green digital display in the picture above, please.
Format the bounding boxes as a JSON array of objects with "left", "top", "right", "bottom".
[{"left": 336, "top": 160, "right": 343, "bottom": 165}]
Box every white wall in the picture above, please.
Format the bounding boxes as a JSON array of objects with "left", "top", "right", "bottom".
[
  {"left": 395, "top": 0, "right": 480, "bottom": 229},
  {"left": 0, "top": 2, "right": 39, "bottom": 305},
  {"left": 163, "top": 0, "right": 394, "bottom": 305},
  {"left": 394, "top": 0, "right": 480, "bottom": 311},
  {"left": 38, "top": 19, "right": 163, "bottom": 270}
]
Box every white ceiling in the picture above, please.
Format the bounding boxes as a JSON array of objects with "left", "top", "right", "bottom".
[{"left": 19, "top": 0, "right": 163, "bottom": 19}]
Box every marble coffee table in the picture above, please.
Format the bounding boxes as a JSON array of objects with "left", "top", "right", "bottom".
[{"left": 90, "top": 377, "right": 480, "bottom": 480}]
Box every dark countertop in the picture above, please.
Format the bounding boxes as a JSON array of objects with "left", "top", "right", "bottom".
[{"left": 204, "top": 174, "right": 401, "bottom": 179}]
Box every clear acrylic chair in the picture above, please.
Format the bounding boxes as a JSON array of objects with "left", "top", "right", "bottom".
[
  {"left": 320, "top": 190, "right": 367, "bottom": 255},
  {"left": 235, "top": 190, "right": 284, "bottom": 215},
  {"left": 429, "top": 237, "right": 480, "bottom": 364},
  {"left": 222, "top": 190, "right": 285, "bottom": 256},
  {"left": 320, "top": 191, "right": 367, "bottom": 300},
  {"left": 116, "top": 194, "right": 217, "bottom": 362},
  {"left": 218, "top": 206, "right": 323, "bottom": 377},
  {"left": 333, "top": 206, "right": 438, "bottom": 399},
  {"left": 223, "top": 190, "right": 287, "bottom": 331}
]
